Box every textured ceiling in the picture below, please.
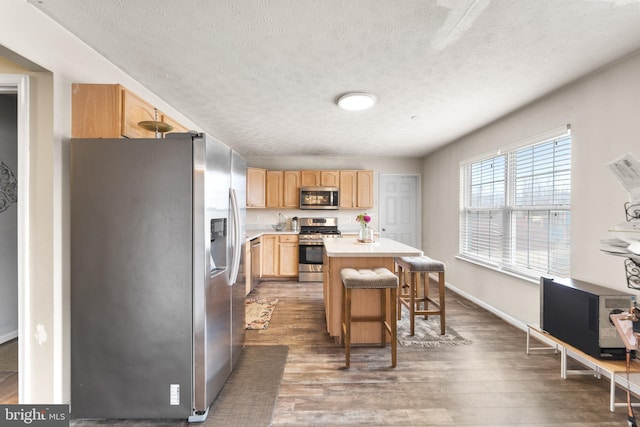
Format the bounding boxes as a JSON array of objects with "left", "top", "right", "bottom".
[{"left": 29, "top": 0, "right": 640, "bottom": 157}]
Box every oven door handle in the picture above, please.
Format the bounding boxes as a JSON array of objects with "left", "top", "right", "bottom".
[{"left": 299, "top": 242, "right": 325, "bottom": 246}]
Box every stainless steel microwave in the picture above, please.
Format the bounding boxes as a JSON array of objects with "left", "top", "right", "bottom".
[{"left": 300, "top": 186, "right": 339, "bottom": 210}]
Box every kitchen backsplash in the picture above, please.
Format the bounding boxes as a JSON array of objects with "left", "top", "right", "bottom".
[{"left": 247, "top": 208, "right": 376, "bottom": 233}]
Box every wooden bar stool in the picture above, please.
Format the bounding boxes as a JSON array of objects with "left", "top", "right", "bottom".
[
  {"left": 395, "top": 256, "right": 446, "bottom": 336},
  {"left": 340, "top": 268, "right": 398, "bottom": 368}
]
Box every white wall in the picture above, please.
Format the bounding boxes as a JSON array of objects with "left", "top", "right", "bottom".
[
  {"left": 245, "top": 156, "right": 423, "bottom": 233},
  {"left": 0, "top": 0, "right": 203, "bottom": 404},
  {"left": 0, "top": 93, "right": 18, "bottom": 343},
  {"left": 422, "top": 50, "right": 640, "bottom": 328}
]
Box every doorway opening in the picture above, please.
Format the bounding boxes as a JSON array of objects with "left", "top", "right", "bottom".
[
  {"left": 0, "top": 88, "right": 18, "bottom": 404},
  {"left": 0, "top": 73, "right": 30, "bottom": 404},
  {"left": 0, "top": 88, "right": 18, "bottom": 403}
]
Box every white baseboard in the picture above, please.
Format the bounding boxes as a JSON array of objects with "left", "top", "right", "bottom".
[
  {"left": 0, "top": 329, "right": 18, "bottom": 344},
  {"left": 445, "top": 282, "right": 528, "bottom": 332}
]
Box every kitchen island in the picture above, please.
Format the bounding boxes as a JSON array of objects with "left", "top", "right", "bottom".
[{"left": 323, "top": 237, "right": 423, "bottom": 345}]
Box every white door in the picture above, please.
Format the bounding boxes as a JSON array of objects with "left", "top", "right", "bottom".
[{"left": 379, "top": 174, "right": 420, "bottom": 248}]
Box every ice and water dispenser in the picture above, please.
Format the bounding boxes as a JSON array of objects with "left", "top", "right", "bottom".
[{"left": 210, "top": 218, "right": 227, "bottom": 276}]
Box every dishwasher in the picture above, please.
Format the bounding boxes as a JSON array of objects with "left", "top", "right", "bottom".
[{"left": 250, "top": 238, "right": 261, "bottom": 290}]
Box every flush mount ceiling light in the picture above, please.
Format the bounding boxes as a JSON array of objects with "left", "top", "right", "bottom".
[{"left": 337, "top": 92, "right": 377, "bottom": 111}]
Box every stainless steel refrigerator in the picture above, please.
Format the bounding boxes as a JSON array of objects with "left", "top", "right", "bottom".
[{"left": 70, "top": 133, "right": 246, "bottom": 421}]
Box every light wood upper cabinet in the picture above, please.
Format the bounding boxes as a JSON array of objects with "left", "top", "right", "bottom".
[
  {"left": 357, "top": 170, "right": 374, "bottom": 208},
  {"left": 339, "top": 170, "right": 373, "bottom": 208},
  {"left": 266, "top": 170, "right": 284, "bottom": 208},
  {"left": 161, "top": 113, "right": 190, "bottom": 134},
  {"left": 301, "top": 170, "right": 339, "bottom": 187},
  {"left": 339, "top": 170, "right": 358, "bottom": 208},
  {"left": 321, "top": 170, "right": 339, "bottom": 187},
  {"left": 71, "top": 83, "right": 188, "bottom": 139},
  {"left": 248, "top": 168, "right": 372, "bottom": 209},
  {"left": 283, "top": 171, "right": 301, "bottom": 208},
  {"left": 246, "top": 168, "right": 266, "bottom": 208},
  {"left": 72, "top": 83, "right": 123, "bottom": 138},
  {"left": 248, "top": 169, "right": 299, "bottom": 209},
  {"left": 300, "top": 170, "right": 320, "bottom": 187},
  {"left": 122, "top": 89, "right": 158, "bottom": 138}
]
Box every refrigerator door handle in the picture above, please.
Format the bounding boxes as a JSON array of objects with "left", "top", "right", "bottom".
[{"left": 229, "top": 188, "right": 241, "bottom": 285}]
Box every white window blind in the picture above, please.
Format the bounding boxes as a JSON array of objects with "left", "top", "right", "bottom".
[{"left": 460, "top": 128, "right": 571, "bottom": 278}]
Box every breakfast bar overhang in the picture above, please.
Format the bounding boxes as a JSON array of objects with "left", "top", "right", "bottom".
[{"left": 323, "top": 237, "right": 423, "bottom": 345}]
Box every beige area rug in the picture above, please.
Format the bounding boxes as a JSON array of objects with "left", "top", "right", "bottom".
[
  {"left": 246, "top": 298, "right": 279, "bottom": 330},
  {"left": 205, "top": 345, "right": 288, "bottom": 427},
  {"left": 397, "top": 306, "right": 472, "bottom": 348},
  {"left": 0, "top": 339, "right": 18, "bottom": 371}
]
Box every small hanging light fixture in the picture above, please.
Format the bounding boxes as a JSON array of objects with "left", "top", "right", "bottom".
[{"left": 138, "top": 108, "right": 174, "bottom": 138}]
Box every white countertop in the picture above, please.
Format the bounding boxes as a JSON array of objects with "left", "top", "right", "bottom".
[
  {"left": 246, "top": 229, "right": 299, "bottom": 240},
  {"left": 323, "top": 237, "right": 423, "bottom": 258}
]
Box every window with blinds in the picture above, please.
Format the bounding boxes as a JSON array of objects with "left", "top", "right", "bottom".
[{"left": 459, "top": 129, "right": 571, "bottom": 278}]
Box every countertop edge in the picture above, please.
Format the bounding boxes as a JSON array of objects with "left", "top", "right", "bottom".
[
  {"left": 324, "top": 251, "right": 423, "bottom": 257},
  {"left": 246, "top": 229, "right": 299, "bottom": 240},
  {"left": 323, "top": 237, "right": 423, "bottom": 258}
]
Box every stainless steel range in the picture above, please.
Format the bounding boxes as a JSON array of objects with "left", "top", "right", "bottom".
[{"left": 298, "top": 217, "right": 341, "bottom": 282}]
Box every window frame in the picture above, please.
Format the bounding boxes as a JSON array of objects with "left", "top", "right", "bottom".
[{"left": 459, "top": 125, "right": 572, "bottom": 279}]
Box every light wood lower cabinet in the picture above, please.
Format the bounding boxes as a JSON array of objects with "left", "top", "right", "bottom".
[
  {"left": 260, "top": 234, "right": 298, "bottom": 278},
  {"left": 324, "top": 254, "right": 395, "bottom": 345},
  {"left": 278, "top": 235, "right": 299, "bottom": 277},
  {"left": 261, "top": 235, "right": 278, "bottom": 277},
  {"left": 245, "top": 238, "right": 252, "bottom": 295}
]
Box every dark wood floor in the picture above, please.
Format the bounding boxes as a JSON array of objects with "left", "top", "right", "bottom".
[
  {"left": 0, "top": 279, "right": 633, "bottom": 425},
  {"left": 248, "top": 279, "right": 631, "bottom": 426},
  {"left": 0, "top": 338, "right": 18, "bottom": 404}
]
